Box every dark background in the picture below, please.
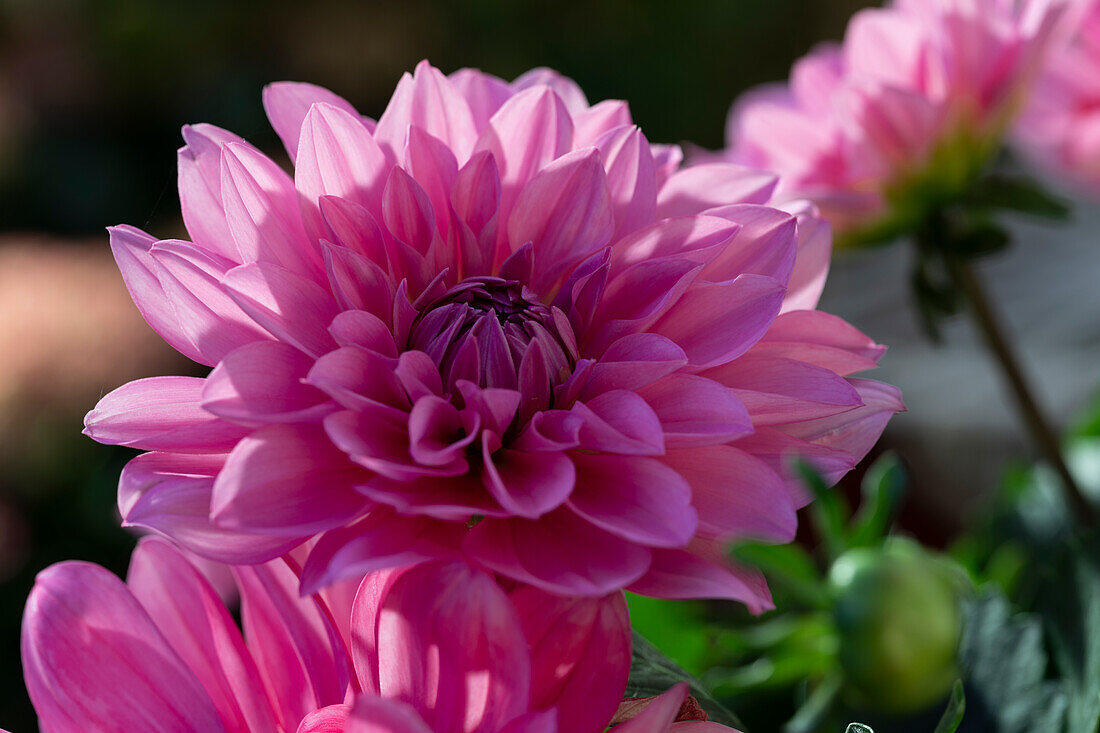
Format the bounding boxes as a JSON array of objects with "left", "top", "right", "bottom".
[{"left": 0, "top": 1, "right": 879, "bottom": 728}]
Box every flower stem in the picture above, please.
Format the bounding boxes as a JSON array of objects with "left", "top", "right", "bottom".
[{"left": 943, "top": 253, "right": 1096, "bottom": 528}]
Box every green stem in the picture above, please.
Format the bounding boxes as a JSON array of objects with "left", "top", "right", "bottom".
[{"left": 943, "top": 254, "right": 1096, "bottom": 528}]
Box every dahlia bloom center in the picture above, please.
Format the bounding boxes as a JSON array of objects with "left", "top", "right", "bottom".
[{"left": 408, "top": 276, "right": 578, "bottom": 397}]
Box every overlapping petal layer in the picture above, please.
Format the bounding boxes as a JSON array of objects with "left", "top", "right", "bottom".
[{"left": 89, "top": 61, "right": 901, "bottom": 605}]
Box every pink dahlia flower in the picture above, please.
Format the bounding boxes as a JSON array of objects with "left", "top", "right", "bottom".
[
  {"left": 21, "top": 537, "right": 737, "bottom": 732},
  {"left": 87, "top": 62, "right": 901, "bottom": 607},
  {"left": 1016, "top": 0, "right": 1100, "bottom": 192},
  {"left": 723, "top": 0, "right": 1075, "bottom": 234}
]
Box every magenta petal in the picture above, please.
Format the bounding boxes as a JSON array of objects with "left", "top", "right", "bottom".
[
  {"left": 383, "top": 167, "right": 438, "bottom": 254},
  {"left": 575, "top": 99, "right": 634, "bottom": 147},
  {"left": 374, "top": 561, "right": 532, "bottom": 733},
  {"left": 511, "top": 587, "right": 630, "bottom": 733},
  {"left": 108, "top": 225, "right": 207, "bottom": 364},
  {"left": 233, "top": 559, "right": 347, "bottom": 731},
  {"left": 324, "top": 407, "right": 467, "bottom": 480},
  {"left": 609, "top": 216, "right": 740, "bottom": 271},
  {"left": 220, "top": 141, "right": 322, "bottom": 278},
  {"left": 474, "top": 86, "right": 573, "bottom": 247},
  {"left": 513, "top": 66, "right": 589, "bottom": 112},
  {"left": 322, "top": 241, "right": 395, "bottom": 318},
  {"left": 568, "top": 454, "right": 697, "bottom": 547},
  {"left": 507, "top": 147, "right": 614, "bottom": 295},
  {"left": 481, "top": 438, "right": 576, "bottom": 518},
  {"left": 581, "top": 333, "right": 687, "bottom": 399},
  {"left": 177, "top": 124, "right": 244, "bottom": 261},
  {"left": 297, "top": 704, "right": 352, "bottom": 733},
  {"left": 127, "top": 537, "right": 278, "bottom": 732},
  {"left": 212, "top": 424, "right": 370, "bottom": 535},
  {"left": 329, "top": 310, "right": 399, "bottom": 355},
  {"left": 345, "top": 697, "right": 434, "bottom": 733},
  {"left": 662, "top": 446, "right": 796, "bottom": 543},
  {"left": 638, "top": 374, "right": 753, "bottom": 448},
  {"left": 22, "top": 562, "right": 223, "bottom": 732},
  {"left": 594, "top": 124, "right": 658, "bottom": 240},
  {"left": 359, "top": 471, "right": 505, "bottom": 519},
  {"left": 301, "top": 509, "right": 464, "bottom": 594},
  {"left": 222, "top": 261, "right": 340, "bottom": 358},
  {"left": 750, "top": 310, "right": 885, "bottom": 376},
  {"left": 652, "top": 274, "right": 786, "bottom": 369},
  {"left": 656, "top": 163, "right": 778, "bottom": 219},
  {"left": 374, "top": 61, "right": 479, "bottom": 165},
  {"left": 614, "top": 684, "right": 691, "bottom": 733},
  {"left": 296, "top": 102, "right": 390, "bottom": 246},
  {"left": 732, "top": 427, "right": 855, "bottom": 508},
  {"left": 574, "top": 389, "right": 665, "bottom": 455},
  {"left": 452, "top": 150, "right": 502, "bottom": 242},
  {"left": 150, "top": 239, "right": 273, "bottom": 362},
  {"left": 781, "top": 202, "right": 831, "bottom": 313},
  {"left": 627, "top": 542, "right": 774, "bottom": 613},
  {"left": 696, "top": 204, "right": 797, "bottom": 286},
  {"left": 85, "top": 376, "right": 247, "bottom": 452},
  {"left": 203, "top": 341, "right": 332, "bottom": 425},
  {"left": 263, "top": 81, "right": 363, "bottom": 163},
  {"left": 497, "top": 710, "right": 560, "bottom": 733},
  {"left": 464, "top": 509, "right": 653, "bottom": 596},
  {"left": 405, "top": 125, "right": 461, "bottom": 236},
  {"left": 308, "top": 346, "right": 408, "bottom": 411},
  {"left": 704, "top": 355, "right": 863, "bottom": 425},
  {"left": 449, "top": 68, "right": 512, "bottom": 128},
  {"left": 119, "top": 452, "right": 303, "bottom": 565}
]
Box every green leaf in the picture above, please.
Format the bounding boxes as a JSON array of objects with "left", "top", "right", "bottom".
[
  {"left": 784, "top": 672, "right": 842, "bottom": 733},
  {"left": 627, "top": 629, "right": 743, "bottom": 730},
  {"left": 625, "top": 595, "right": 712, "bottom": 675},
  {"left": 732, "top": 542, "right": 828, "bottom": 609},
  {"left": 1038, "top": 536, "right": 1100, "bottom": 733},
  {"left": 959, "top": 591, "right": 1067, "bottom": 733},
  {"left": 950, "top": 220, "right": 1009, "bottom": 259},
  {"left": 796, "top": 461, "right": 848, "bottom": 562},
  {"left": 932, "top": 680, "right": 966, "bottom": 733},
  {"left": 849, "top": 452, "right": 907, "bottom": 547},
  {"left": 965, "top": 174, "right": 1071, "bottom": 220}
]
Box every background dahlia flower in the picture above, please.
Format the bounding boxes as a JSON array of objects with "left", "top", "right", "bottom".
[
  {"left": 1016, "top": 0, "right": 1100, "bottom": 192},
  {"left": 22, "top": 537, "right": 737, "bottom": 732},
  {"left": 723, "top": 0, "right": 1075, "bottom": 235},
  {"left": 86, "top": 61, "right": 901, "bottom": 608}
]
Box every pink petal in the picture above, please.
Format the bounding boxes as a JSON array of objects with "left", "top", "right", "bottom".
[
  {"left": 595, "top": 124, "right": 658, "bottom": 240},
  {"left": 84, "top": 376, "right": 247, "bottom": 452},
  {"left": 651, "top": 274, "right": 786, "bottom": 369},
  {"left": 234, "top": 559, "right": 348, "bottom": 730},
  {"left": 481, "top": 438, "right": 576, "bottom": 518},
  {"left": 568, "top": 454, "right": 697, "bottom": 548},
  {"left": 263, "top": 81, "right": 363, "bottom": 163},
  {"left": 614, "top": 684, "right": 690, "bottom": 733},
  {"left": 383, "top": 167, "right": 439, "bottom": 254},
  {"left": 703, "top": 355, "right": 863, "bottom": 425},
  {"left": 374, "top": 561, "right": 532, "bottom": 733},
  {"left": 750, "top": 310, "right": 886, "bottom": 375},
  {"left": 212, "top": 424, "right": 370, "bottom": 535},
  {"left": 780, "top": 202, "right": 831, "bottom": 313},
  {"left": 580, "top": 333, "right": 688, "bottom": 398},
  {"left": 638, "top": 374, "right": 753, "bottom": 447},
  {"left": 301, "top": 509, "right": 465, "bottom": 594},
  {"left": 296, "top": 102, "right": 390, "bottom": 247},
  {"left": 375, "top": 61, "right": 479, "bottom": 165},
  {"left": 321, "top": 241, "right": 395, "bottom": 320},
  {"left": 608, "top": 216, "right": 740, "bottom": 271},
  {"left": 498, "top": 710, "right": 560, "bottom": 733},
  {"left": 574, "top": 390, "right": 665, "bottom": 455},
  {"left": 511, "top": 587, "right": 631, "bottom": 733},
  {"left": 202, "top": 341, "right": 333, "bottom": 425},
  {"left": 307, "top": 346, "right": 408, "bottom": 412},
  {"left": 21, "top": 562, "right": 223, "bottom": 732},
  {"left": 319, "top": 195, "right": 389, "bottom": 264},
  {"left": 119, "top": 452, "right": 303, "bottom": 565},
  {"left": 149, "top": 239, "right": 273, "bottom": 362},
  {"left": 449, "top": 68, "right": 513, "bottom": 129},
  {"left": 575, "top": 99, "right": 634, "bottom": 147},
  {"left": 108, "top": 225, "right": 207, "bottom": 364},
  {"left": 512, "top": 67, "right": 589, "bottom": 112},
  {"left": 661, "top": 446, "right": 796, "bottom": 542},
  {"left": 345, "top": 697, "right": 434, "bottom": 733},
  {"left": 656, "top": 164, "right": 778, "bottom": 219},
  {"left": 695, "top": 204, "right": 797, "bottom": 285},
  {"left": 628, "top": 541, "right": 773, "bottom": 612},
  {"left": 222, "top": 261, "right": 340, "bottom": 358},
  {"left": 127, "top": 537, "right": 278, "bottom": 732},
  {"left": 177, "top": 124, "right": 245, "bottom": 261},
  {"left": 464, "top": 508, "right": 653, "bottom": 596},
  {"left": 297, "top": 704, "right": 352, "bottom": 733},
  {"left": 220, "top": 141, "right": 322, "bottom": 279},
  {"left": 405, "top": 125, "right": 461, "bottom": 237},
  {"left": 507, "top": 147, "right": 614, "bottom": 295}
]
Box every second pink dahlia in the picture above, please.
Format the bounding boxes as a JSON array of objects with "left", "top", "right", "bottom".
[{"left": 87, "top": 62, "right": 901, "bottom": 608}]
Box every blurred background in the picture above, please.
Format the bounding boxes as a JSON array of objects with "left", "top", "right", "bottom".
[{"left": 2, "top": 0, "right": 1098, "bottom": 729}]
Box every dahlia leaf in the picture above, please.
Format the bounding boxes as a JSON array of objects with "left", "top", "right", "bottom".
[
  {"left": 1038, "top": 535, "right": 1100, "bottom": 733},
  {"left": 626, "top": 630, "right": 743, "bottom": 729},
  {"left": 965, "top": 173, "right": 1071, "bottom": 222},
  {"left": 959, "top": 591, "right": 1067, "bottom": 733},
  {"left": 849, "top": 452, "right": 907, "bottom": 548}
]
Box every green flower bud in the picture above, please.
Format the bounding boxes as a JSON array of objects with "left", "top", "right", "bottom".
[{"left": 829, "top": 539, "right": 965, "bottom": 713}]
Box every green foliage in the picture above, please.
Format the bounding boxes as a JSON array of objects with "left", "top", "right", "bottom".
[
  {"left": 626, "top": 629, "right": 743, "bottom": 729},
  {"left": 959, "top": 591, "right": 1067, "bottom": 733},
  {"left": 932, "top": 681, "right": 966, "bottom": 733},
  {"left": 625, "top": 595, "right": 712, "bottom": 675}
]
